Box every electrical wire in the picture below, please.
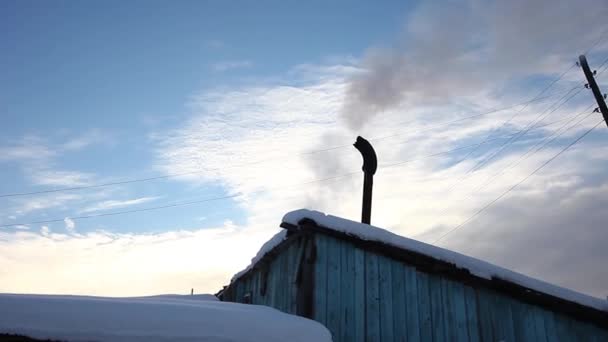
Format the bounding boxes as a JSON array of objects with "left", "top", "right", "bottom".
[
  {"left": 0, "top": 112, "right": 592, "bottom": 229},
  {"left": 469, "top": 104, "right": 596, "bottom": 194},
  {"left": 433, "top": 119, "right": 604, "bottom": 244},
  {"left": 0, "top": 93, "right": 566, "bottom": 199}
]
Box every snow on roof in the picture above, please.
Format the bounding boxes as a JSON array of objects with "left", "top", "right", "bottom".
[
  {"left": 231, "top": 229, "right": 288, "bottom": 283},
  {"left": 233, "top": 209, "right": 607, "bottom": 313},
  {"left": 284, "top": 209, "right": 608, "bottom": 312},
  {"left": 0, "top": 293, "right": 332, "bottom": 342}
]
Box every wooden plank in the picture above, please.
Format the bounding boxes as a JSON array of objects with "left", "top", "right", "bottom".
[
  {"left": 340, "top": 239, "right": 355, "bottom": 342},
  {"left": 441, "top": 278, "right": 455, "bottom": 341},
  {"left": 429, "top": 274, "right": 446, "bottom": 342},
  {"left": 235, "top": 280, "right": 244, "bottom": 304},
  {"left": 552, "top": 312, "right": 572, "bottom": 342},
  {"left": 353, "top": 247, "right": 365, "bottom": 342},
  {"left": 313, "top": 234, "right": 328, "bottom": 326},
  {"left": 270, "top": 253, "right": 279, "bottom": 308},
  {"left": 532, "top": 305, "right": 548, "bottom": 342},
  {"left": 251, "top": 271, "right": 259, "bottom": 305},
  {"left": 541, "top": 309, "right": 557, "bottom": 342},
  {"left": 569, "top": 317, "right": 590, "bottom": 342},
  {"left": 279, "top": 247, "right": 289, "bottom": 312},
  {"left": 326, "top": 237, "right": 342, "bottom": 339},
  {"left": 450, "top": 281, "right": 469, "bottom": 342},
  {"left": 403, "top": 265, "right": 420, "bottom": 342},
  {"left": 243, "top": 276, "right": 251, "bottom": 303},
  {"left": 271, "top": 252, "right": 282, "bottom": 309},
  {"left": 378, "top": 255, "right": 394, "bottom": 342},
  {"left": 511, "top": 300, "right": 537, "bottom": 342},
  {"left": 365, "top": 252, "right": 381, "bottom": 342},
  {"left": 492, "top": 293, "right": 515, "bottom": 342},
  {"left": 475, "top": 289, "right": 495, "bottom": 342},
  {"left": 390, "top": 261, "right": 407, "bottom": 342},
  {"left": 285, "top": 239, "right": 296, "bottom": 314},
  {"left": 416, "top": 271, "right": 432, "bottom": 342},
  {"left": 463, "top": 286, "right": 480, "bottom": 342}
]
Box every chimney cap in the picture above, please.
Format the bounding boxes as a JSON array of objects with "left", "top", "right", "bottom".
[{"left": 353, "top": 136, "right": 377, "bottom": 175}]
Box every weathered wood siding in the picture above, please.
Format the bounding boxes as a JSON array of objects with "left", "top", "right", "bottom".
[
  {"left": 312, "top": 233, "right": 608, "bottom": 342},
  {"left": 222, "top": 234, "right": 304, "bottom": 315},
  {"left": 224, "top": 232, "right": 608, "bottom": 341}
]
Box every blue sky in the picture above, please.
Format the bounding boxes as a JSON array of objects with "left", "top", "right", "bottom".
[
  {"left": 1, "top": 0, "right": 413, "bottom": 233},
  {"left": 2, "top": 0, "right": 608, "bottom": 297}
]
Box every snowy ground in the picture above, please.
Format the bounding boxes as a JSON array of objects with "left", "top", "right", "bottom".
[{"left": 0, "top": 293, "right": 332, "bottom": 342}]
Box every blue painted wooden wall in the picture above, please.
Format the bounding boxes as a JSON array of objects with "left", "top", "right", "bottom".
[
  {"left": 224, "top": 233, "right": 303, "bottom": 315},
  {"left": 312, "top": 233, "right": 608, "bottom": 342},
  {"left": 225, "top": 232, "right": 608, "bottom": 341}
]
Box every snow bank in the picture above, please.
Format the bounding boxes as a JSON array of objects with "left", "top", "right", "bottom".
[
  {"left": 0, "top": 293, "right": 332, "bottom": 342},
  {"left": 282, "top": 209, "right": 608, "bottom": 312}
]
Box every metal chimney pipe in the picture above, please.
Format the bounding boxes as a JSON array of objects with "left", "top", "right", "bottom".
[{"left": 353, "top": 136, "right": 377, "bottom": 224}]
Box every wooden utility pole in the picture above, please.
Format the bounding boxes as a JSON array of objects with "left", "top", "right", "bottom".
[{"left": 578, "top": 55, "right": 608, "bottom": 127}]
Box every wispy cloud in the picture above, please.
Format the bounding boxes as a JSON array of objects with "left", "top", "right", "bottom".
[
  {"left": 80, "top": 197, "right": 160, "bottom": 213},
  {"left": 61, "top": 129, "right": 108, "bottom": 151},
  {"left": 211, "top": 60, "right": 252, "bottom": 72},
  {"left": 154, "top": 47, "right": 608, "bottom": 299},
  {"left": 3, "top": 0, "right": 608, "bottom": 298},
  {"left": 15, "top": 193, "right": 83, "bottom": 215},
  {"left": 0, "top": 136, "right": 56, "bottom": 162},
  {"left": 64, "top": 217, "right": 76, "bottom": 233},
  {"left": 205, "top": 39, "right": 226, "bottom": 49},
  {"left": 27, "top": 169, "right": 95, "bottom": 187}
]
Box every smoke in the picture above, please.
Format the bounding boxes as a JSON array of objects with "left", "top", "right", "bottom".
[{"left": 341, "top": 0, "right": 608, "bottom": 130}]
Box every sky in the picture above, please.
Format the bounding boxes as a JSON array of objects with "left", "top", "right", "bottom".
[{"left": 1, "top": 0, "right": 608, "bottom": 298}]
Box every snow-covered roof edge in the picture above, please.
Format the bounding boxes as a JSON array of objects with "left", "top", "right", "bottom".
[
  {"left": 230, "top": 229, "right": 288, "bottom": 283},
  {"left": 281, "top": 209, "right": 608, "bottom": 313}
]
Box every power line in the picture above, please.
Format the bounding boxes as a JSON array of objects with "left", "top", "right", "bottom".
[
  {"left": 467, "top": 86, "right": 584, "bottom": 173},
  {"left": 584, "top": 26, "right": 608, "bottom": 55},
  {"left": 0, "top": 113, "right": 590, "bottom": 229},
  {"left": 0, "top": 93, "right": 565, "bottom": 199},
  {"left": 440, "top": 85, "right": 582, "bottom": 196},
  {"left": 396, "top": 106, "right": 595, "bottom": 223},
  {"left": 433, "top": 118, "right": 604, "bottom": 244},
  {"left": 469, "top": 104, "right": 596, "bottom": 194},
  {"left": 0, "top": 172, "right": 357, "bottom": 228},
  {"left": 379, "top": 111, "right": 589, "bottom": 169},
  {"left": 453, "top": 66, "right": 579, "bottom": 167}
]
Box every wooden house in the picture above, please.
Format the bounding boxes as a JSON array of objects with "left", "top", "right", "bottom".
[{"left": 218, "top": 209, "right": 608, "bottom": 341}]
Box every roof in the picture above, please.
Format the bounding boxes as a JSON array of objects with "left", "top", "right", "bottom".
[
  {"left": 230, "top": 209, "right": 608, "bottom": 325},
  {"left": 0, "top": 293, "right": 332, "bottom": 342}
]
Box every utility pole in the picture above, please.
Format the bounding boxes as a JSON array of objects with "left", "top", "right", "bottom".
[{"left": 578, "top": 55, "right": 608, "bottom": 128}]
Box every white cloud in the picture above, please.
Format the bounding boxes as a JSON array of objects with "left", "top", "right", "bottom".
[
  {"left": 80, "top": 197, "right": 160, "bottom": 213},
  {"left": 15, "top": 193, "right": 83, "bottom": 215},
  {"left": 27, "top": 169, "right": 95, "bottom": 187},
  {"left": 211, "top": 60, "right": 253, "bottom": 72},
  {"left": 4, "top": 0, "right": 608, "bottom": 299},
  {"left": 0, "top": 136, "right": 56, "bottom": 162},
  {"left": 152, "top": 53, "right": 608, "bottom": 299},
  {"left": 40, "top": 226, "right": 50, "bottom": 236},
  {"left": 0, "top": 222, "right": 278, "bottom": 296},
  {"left": 61, "top": 129, "right": 108, "bottom": 151},
  {"left": 64, "top": 217, "right": 76, "bottom": 233}
]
